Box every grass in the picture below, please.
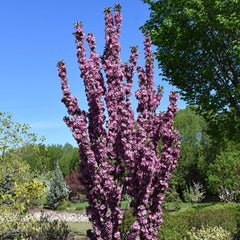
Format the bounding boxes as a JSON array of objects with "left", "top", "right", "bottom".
[
  {"left": 68, "top": 222, "right": 92, "bottom": 236},
  {"left": 164, "top": 201, "right": 216, "bottom": 211},
  {"left": 57, "top": 200, "right": 130, "bottom": 211},
  {"left": 68, "top": 202, "right": 89, "bottom": 211},
  {"left": 57, "top": 200, "right": 216, "bottom": 213}
]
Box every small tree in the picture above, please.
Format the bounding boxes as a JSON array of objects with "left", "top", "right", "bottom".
[
  {"left": 58, "top": 4, "right": 180, "bottom": 239},
  {"left": 47, "top": 164, "right": 69, "bottom": 209},
  {"left": 0, "top": 112, "right": 46, "bottom": 239},
  {"left": 0, "top": 158, "right": 45, "bottom": 238},
  {"left": 65, "top": 169, "right": 85, "bottom": 200}
]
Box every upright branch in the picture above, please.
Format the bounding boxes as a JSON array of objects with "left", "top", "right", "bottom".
[{"left": 58, "top": 4, "right": 180, "bottom": 240}]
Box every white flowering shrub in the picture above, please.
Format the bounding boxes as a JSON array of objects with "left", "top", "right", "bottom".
[{"left": 187, "top": 226, "right": 232, "bottom": 240}]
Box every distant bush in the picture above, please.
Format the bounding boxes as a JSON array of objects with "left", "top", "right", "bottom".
[
  {"left": 162, "top": 179, "right": 182, "bottom": 210},
  {"left": 183, "top": 182, "right": 206, "bottom": 205},
  {"left": 65, "top": 169, "right": 85, "bottom": 202}
]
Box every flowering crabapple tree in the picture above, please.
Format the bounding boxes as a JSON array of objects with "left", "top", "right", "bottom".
[{"left": 57, "top": 4, "right": 180, "bottom": 240}]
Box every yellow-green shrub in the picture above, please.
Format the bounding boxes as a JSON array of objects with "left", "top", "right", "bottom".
[{"left": 0, "top": 158, "right": 45, "bottom": 239}]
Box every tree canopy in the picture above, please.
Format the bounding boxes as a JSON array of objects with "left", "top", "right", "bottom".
[{"left": 142, "top": 0, "right": 240, "bottom": 140}]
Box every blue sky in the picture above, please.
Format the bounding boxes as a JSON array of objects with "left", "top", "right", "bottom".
[{"left": 0, "top": 0, "right": 186, "bottom": 147}]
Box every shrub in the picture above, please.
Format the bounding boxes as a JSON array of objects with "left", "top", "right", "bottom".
[
  {"left": 222, "top": 202, "right": 240, "bottom": 239},
  {"left": 157, "top": 213, "right": 190, "bottom": 240},
  {"left": 183, "top": 182, "right": 205, "bottom": 205},
  {"left": 78, "top": 193, "right": 87, "bottom": 203},
  {"left": 0, "top": 159, "right": 45, "bottom": 239},
  {"left": 65, "top": 170, "right": 85, "bottom": 198},
  {"left": 187, "top": 226, "right": 232, "bottom": 240},
  {"left": 188, "top": 205, "right": 237, "bottom": 236},
  {"left": 162, "top": 186, "right": 182, "bottom": 211},
  {"left": 156, "top": 204, "right": 238, "bottom": 239},
  {"left": 46, "top": 164, "right": 69, "bottom": 210},
  {"left": 25, "top": 212, "right": 70, "bottom": 240}
]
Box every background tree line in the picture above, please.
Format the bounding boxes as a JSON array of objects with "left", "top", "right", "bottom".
[{"left": 1, "top": 108, "right": 239, "bottom": 204}]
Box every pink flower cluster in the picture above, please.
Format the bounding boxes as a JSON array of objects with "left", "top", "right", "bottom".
[{"left": 58, "top": 4, "right": 180, "bottom": 240}]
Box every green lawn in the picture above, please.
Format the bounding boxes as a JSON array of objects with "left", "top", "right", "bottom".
[
  {"left": 164, "top": 201, "right": 216, "bottom": 211},
  {"left": 58, "top": 200, "right": 130, "bottom": 211},
  {"left": 68, "top": 222, "right": 92, "bottom": 237}
]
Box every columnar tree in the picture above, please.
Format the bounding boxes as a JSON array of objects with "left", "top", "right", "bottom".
[{"left": 57, "top": 4, "right": 180, "bottom": 240}]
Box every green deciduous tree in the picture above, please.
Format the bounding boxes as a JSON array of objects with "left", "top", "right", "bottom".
[
  {"left": 0, "top": 112, "right": 45, "bottom": 163},
  {"left": 59, "top": 143, "right": 79, "bottom": 176},
  {"left": 173, "top": 106, "right": 211, "bottom": 191},
  {"left": 206, "top": 141, "right": 240, "bottom": 200},
  {"left": 45, "top": 143, "right": 79, "bottom": 176},
  {"left": 142, "top": 0, "right": 240, "bottom": 140}
]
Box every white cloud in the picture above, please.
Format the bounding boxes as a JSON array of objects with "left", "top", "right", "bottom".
[{"left": 30, "top": 121, "right": 64, "bottom": 130}]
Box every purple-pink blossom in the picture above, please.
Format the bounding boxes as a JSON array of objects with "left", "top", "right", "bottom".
[{"left": 58, "top": 4, "right": 180, "bottom": 240}]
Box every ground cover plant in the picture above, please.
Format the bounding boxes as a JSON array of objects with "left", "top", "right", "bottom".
[{"left": 58, "top": 4, "right": 180, "bottom": 239}]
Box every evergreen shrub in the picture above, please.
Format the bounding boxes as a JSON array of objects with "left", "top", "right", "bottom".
[{"left": 46, "top": 165, "right": 69, "bottom": 210}]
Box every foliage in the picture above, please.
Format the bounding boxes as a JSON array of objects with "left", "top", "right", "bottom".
[
  {"left": 46, "top": 164, "right": 69, "bottom": 210},
  {"left": 162, "top": 178, "right": 182, "bottom": 210},
  {"left": 187, "top": 226, "right": 232, "bottom": 240},
  {"left": 0, "top": 158, "right": 45, "bottom": 239},
  {"left": 183, "top": 182, "right": 206, "bottom": 205},
  {"left": 142, "top": 0, "right": 240, "bottom": 141},
  {"left": 45, "top": 144, "right": 80, "bottom": 176},
  {"left": 218, "top": 186, "right": 235, "bottom": 203},
  {"left": 118, "top": 208, "right": 135, "bottom": 240},
  {"left": 0, "top": 112, "right": 47, "bottom": 238},
  {"left": 188, "top": 206, "right": 237, "bottom": 235},
  {"left": 206, "top": 141, "right": 240, "bottom": 199},
  {"left": 157, "top": 204, "right": 238, "bottom": 239},
  {"left": 58, "top": 4, "right": 180, "bottom": 240},
  {"left": 15, "top": 212, "right": 70, "bottom": 240},
  {"left": 157, "top": 213, "right": 190, "bottom": 239},
  {"left": 173, "top": 106, "right": 211, "bottom": 192},
  {"left": 64, "top": 169, "right": 85, "bottom": 202},
  {"left": 0, "top": 112, "right": 45, "bottom": 164},
  {"left": 19, "top": 143, "right": 49, "bottom": 173},
  {"left": 223, "top": 202, "right": 240, "bottom": 239},
  {"left": 59, "top": 143, "right": 80, "bottom": 176}
]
